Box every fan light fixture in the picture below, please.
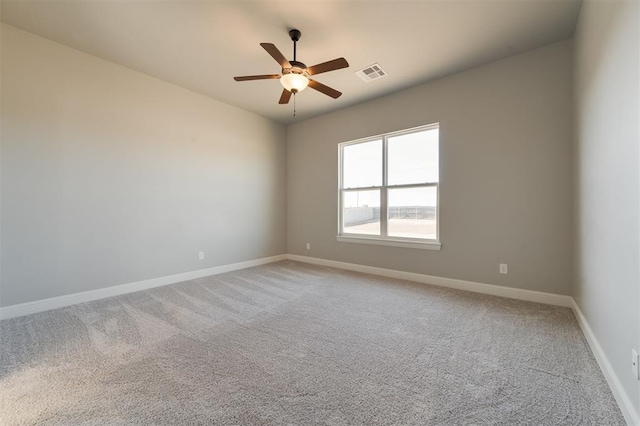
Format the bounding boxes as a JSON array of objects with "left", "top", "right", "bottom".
[{"left": 280, "top": 72, "right": 309, "bottom": 93}]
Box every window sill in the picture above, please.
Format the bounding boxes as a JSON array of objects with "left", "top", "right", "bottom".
[{"left": 336, "top": 235, "right": 442, "bottom": 250}]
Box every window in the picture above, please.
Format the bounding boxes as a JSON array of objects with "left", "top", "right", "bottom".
[{"left": 337, "top": 124, "right": 440, "bottom": 250}]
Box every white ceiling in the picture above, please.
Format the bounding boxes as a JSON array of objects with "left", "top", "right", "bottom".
[{"left": 1, "top": 0, "right": 582, "bottom": 124}]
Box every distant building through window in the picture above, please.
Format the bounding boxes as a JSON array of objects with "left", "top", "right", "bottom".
[{"left": 338, "top": 124, "right": 440, "bottom": 249}]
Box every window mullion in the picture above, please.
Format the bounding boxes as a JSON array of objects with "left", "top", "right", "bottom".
[
  {"left": 381, "top": 136, "right": 388, "bottom": 238},
  {"left": 386, "top": 182, "right": 438, "bottom": 190},
  {"left": 339, "top": 189, "right": 344, "bottom": 235},
  {"left": 342, "top": 186, "right": 384, "bottom": 192}
]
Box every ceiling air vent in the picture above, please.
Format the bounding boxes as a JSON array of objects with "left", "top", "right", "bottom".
[{"left": 355, "top": 63, "right": 387, "bottom": 82}]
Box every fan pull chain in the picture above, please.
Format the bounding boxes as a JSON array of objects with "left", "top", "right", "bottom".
[{"left": 293, "top": 92, "right": 296, "bottom": 117}]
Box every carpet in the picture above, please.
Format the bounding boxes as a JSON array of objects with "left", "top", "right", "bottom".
[{"left": 0, "top": 260, "right": 625, "bottom": 425}]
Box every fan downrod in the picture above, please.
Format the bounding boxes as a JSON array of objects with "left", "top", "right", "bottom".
[{"left": 289, "top": 29, "right": 301, "bottom": 61}]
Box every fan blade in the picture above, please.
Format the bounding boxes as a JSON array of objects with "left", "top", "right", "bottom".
[
  {"left": 306, "top": 58, "right": 349, "bottom": 76},
  {"left": 279, "top": 89, "right": 292, "bottom": 104},
  {"left": 260, "top": 43, "right": 291, "bottom": 69},
  {"left": 234, "top": 74, "right": 281, "bottom": 81},
  {"left": 308, "top": 79, "right": 342, "bottom": 99}
]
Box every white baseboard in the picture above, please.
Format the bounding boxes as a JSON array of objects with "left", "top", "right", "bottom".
[
  {"left": 0, "top": 253, "right": 572, "bottom": 320},
  {"left": 571, "top": 300, "right": 640, "bottom": 426},
  {"left": 2, "top": 253, "right": 636, "bottom": 424},
  {"left": 0, "top": 254, "right": 287, "bottom": 320},
  {"left": 287, "top": 254, "right": 573, "bottom": 307},
  {"left": 287, "top": 254, "right": 638, "bottom": 425}
]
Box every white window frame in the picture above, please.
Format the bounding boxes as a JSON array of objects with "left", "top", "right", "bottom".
[{"left": 336, "top": 123, "right": 441, "bottom": 250}]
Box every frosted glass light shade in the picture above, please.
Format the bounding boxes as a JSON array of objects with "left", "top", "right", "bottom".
[{"left": 280, "top": 73, "right": 309, "bottom": 92}]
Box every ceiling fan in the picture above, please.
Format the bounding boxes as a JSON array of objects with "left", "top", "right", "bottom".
[{"left": 233, "top": 29, "right": 349, "bottom": 105}]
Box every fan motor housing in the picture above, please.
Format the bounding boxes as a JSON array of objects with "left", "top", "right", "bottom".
[{"left": 283, "top": 60, "right": 309, "bottom": 77}]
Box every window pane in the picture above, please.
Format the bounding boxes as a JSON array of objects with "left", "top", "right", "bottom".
[
  {"left": 388, "top": 128, "right": 439, "bottom": 185},
  {"left": 388, "top": 187, "right": 437, "bottom": 240},
  {"left": 343, "top": 190, "right": 380, "bottom": 235},
  {"left": 342, "top": 139, "right": 382, "bottom": 189}
]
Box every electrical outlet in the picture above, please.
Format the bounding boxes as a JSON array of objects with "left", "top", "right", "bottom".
[
  {"left": 306, "top": 243, "right": 311, "bottom": 250},
  {"left": 499, "top": 263, "right": 508, "bottom": 274},
  {"left": 198, "top": 251, "right": 204, "bottom": 260},
  {"left": 632, "top": 349, "right": 639, "bottom": 380}
]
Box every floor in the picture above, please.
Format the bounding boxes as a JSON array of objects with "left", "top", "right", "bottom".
[{"left": 0, "top": 261, "right": 625, "bottom": 425}]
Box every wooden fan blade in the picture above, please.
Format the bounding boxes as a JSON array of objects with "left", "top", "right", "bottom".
[
  {"left": 260, "top": 43, "right": 291, "bottom": 69},
  {"left": 279, "top": 89, "right": 292, "bottom": 104},
  {"left": 234, "top": 74, "right": 281, "bottom": 81},
  {"left": 306, "top": 58, "right": 349, "bottom": 76},
  {"left": 308, "top": 79, "right": 342, "bottom": 99}
]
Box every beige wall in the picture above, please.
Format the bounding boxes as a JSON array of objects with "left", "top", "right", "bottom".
[
  {"left": 287, "top": 40, "right": 573, "bottom": 295},
  {"left": 0, "top": 24, "right": 287, "bottom": 306},
  {"left": 573, "top": 0, "right": 640, "bottom": 419}
]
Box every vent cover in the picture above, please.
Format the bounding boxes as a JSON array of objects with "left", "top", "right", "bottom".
[{"left": 355, "top": 63, "right": 387, "bottom": 82}]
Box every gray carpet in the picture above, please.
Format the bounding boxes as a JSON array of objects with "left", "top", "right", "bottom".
[{"left": 0, "top": 260, "right": 625, "bottom": 425}]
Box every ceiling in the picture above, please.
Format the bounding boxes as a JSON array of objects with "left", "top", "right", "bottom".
[{"left": 0, "top": 0, "right": 582, "bottom": 124}]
